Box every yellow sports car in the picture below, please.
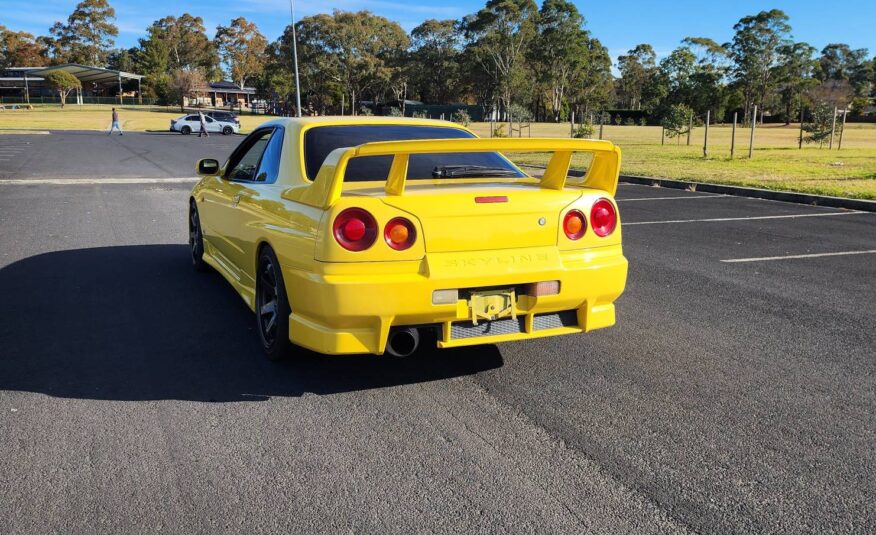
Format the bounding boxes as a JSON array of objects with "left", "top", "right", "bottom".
[{"left": 190, "top": 117, "right": 627, "bottom": 358}]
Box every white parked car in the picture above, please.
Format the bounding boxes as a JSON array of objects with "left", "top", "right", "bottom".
[{"left": 170, "top": 114, "right": 240, "bottom": 135}]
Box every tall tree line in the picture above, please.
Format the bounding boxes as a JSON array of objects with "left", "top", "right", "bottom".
[{"left": 1, "top": 1, "right": 873, "bottom": 120}]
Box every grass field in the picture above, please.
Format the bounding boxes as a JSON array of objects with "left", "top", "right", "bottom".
[
  {"left": 471, "top": 122, "right": 876, "bottom": 199},
  {"left": 2, "top": 105, "right": 875, "bottom": 198},
  {"left": 0, "top": 104, "right": 274, "bottom": 132}
]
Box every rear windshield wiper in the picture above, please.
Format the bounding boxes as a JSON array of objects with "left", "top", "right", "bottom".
[{"left": 432, "top": 165, "right": 520, "bottom": 178}]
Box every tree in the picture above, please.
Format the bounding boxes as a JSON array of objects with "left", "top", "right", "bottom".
[
  {"left": 168, "top": 68, "right": 206, "bottom": 112},
  {"left": 570, "top": 37, "right": 614, "bottom": 116},
  {"left": 727, "top": 9, "right": 792, "bottom": 123},
  {"left": 775, "top": 42, "right": 817, "bottom": 123},
  {"left": 48, "top": 0, "right": 118, "bottom": 66},
  {"left": 461, "top": 0, "right": 539, "bottom": 120},
  {"left": 0, "top": 26, "right": 50, "bottom": 68},
  {"left": 409, "top": 19, "right": 462, "bottom": 103},
  {"left": 141, "top": 14, "right": 219, "bottom": 77},
  {"left": 292, "top": 10, "right": 409, "bottom": 115},
  {"left": 681, "top": 37, "right": 731, "bottom": 120},
  {"left": 617, "top": 44, "right": 656, "bottom": 110},
  {"left": 133, "top": 36, "right": 170, "bottom": 102},
  {"left": 530, "top": 0, "right": 589, "bottom": 122},
  {"left": 43, "top": 70, "right": 81, "bottom": 107},
  {"left": 214, "top": 17, "right": 268, "bottom": 89},
  {"left": 817, "top": 43, "right": 872, "bottom": 97}
]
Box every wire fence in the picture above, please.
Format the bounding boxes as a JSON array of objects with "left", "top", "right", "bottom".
[{"left": 0, "top": 96, "right": 156, "bottom": 105}]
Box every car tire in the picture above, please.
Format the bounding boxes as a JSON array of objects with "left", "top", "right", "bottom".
[
  {"left": 256, "top": 246, "right": 293, "bottom": 361},
  {"left": 222, "top": 126, "right": 233, "bottom": 135},
  {"left": 181, "top": 125, "right": 191, "bottom": 135},
  {"left": 189, "top": 201, "right": 209, "bottom": 272}
]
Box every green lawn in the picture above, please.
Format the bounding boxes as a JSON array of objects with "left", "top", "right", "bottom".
[
  {"left": 1, "top": 106, "right": 875, "bottom": 198},
  {"left": 467, "top": 122, "right": 876, "bottom": 200},
  {"left": 0, "top": 104, "right": 278, "bottom": 133}
]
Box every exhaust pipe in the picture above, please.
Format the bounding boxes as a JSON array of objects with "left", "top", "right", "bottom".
[{"left": 385, "top": 327, "right": 420, "bottom": 357}]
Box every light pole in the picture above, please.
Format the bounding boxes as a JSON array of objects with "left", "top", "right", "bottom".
[{"left": 289, "top": 0, "right": 302, "bottom": 117}]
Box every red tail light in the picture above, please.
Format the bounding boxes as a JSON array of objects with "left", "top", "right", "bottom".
[
  {"left": 591, "top": 199, "right": 617, "bottom": 237},
  {"left": 333, "top": 208, "right": 377, "bottom": 251},
  {"left": 563, "top": 209, "right": 586, "bottom": 240},
  {"left": 384, "top": 217, "right": 416, "bottom": 250}
]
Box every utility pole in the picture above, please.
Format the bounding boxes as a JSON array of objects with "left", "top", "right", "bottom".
[
  {"left": 829, "top": 106, "right": 837, "bottom": 149},
  {"left": 748, "top": 105, "right": 757, "bottom": 159},
  {"left": 838, "top": 109, "right": 848, "bottom": 150},
  {"left": 289, "top": 0, "right": 302, "bottom": 117},
  {"left": 730, "top": 112, "right": 737, "bottom": 159},
  {"left": 703, "top": 110, "right": 710, "bottom": 158}
]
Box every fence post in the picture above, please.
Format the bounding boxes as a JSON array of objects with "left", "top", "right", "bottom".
[
  {"left": 829, "top": 106, "right": 837, "bottom": 149},
  {"left": 748, "top": 105, "right": 757, "bottom": 159},
  {"left": 730, "top": 112, "right": 737, "bottom": 159},
  {"left": 798, "top": 104, "right": 805, "bottom": 149},
  {"left": 598, "top": 112, "right": 604, "bottom": 140},
  {"left": 570, "top": 110, "right": 574, "bottom": 137},
  {"left": 838, "top": 109, "right": 848, "bottom": 150},
  {"left": 703, "top": 110, "right": 710, "bottom": 158},
  {"left": 661, "top": 126, "right": 665, "bottom": 146}
]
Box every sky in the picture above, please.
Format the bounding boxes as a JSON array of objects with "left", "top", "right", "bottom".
[{"left": 3, "top": 0, "right": 875, "bottom": 67}]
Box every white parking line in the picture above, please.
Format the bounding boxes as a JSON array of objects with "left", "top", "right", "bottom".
[
  {"left": 618, "top": 194, "right": 726, "bottom": 202},
  {"left": 721, "top": 250, "right": 876, "bottom": 263},
  {"left": 0, "top": 177, "right": 199, "bottom": 185},
  {"left": 623, "top": 211, "right": 868, "bottom": 225}
]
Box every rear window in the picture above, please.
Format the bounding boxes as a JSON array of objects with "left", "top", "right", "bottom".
[{"left": 303, "top": 125, "right": 524, "bottom": 181}]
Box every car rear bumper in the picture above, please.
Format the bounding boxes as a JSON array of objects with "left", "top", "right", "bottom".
[{"left": 282, "top": 244, "right": 628, "bottom": 355}]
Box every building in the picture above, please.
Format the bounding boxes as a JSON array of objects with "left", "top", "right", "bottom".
[
  {"left": 187, "top": 81, "right": 256, "bottom": 109},
  {"left": 0, "top": 63, "right": 144, "bottom": 104}
]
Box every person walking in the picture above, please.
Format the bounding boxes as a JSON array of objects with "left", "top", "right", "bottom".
[
  {"left": 198, "top": 111, "right": 209, "bottom": 138},
  {"left": 108, "top": 108, "right": 123, "bottom": 135}
]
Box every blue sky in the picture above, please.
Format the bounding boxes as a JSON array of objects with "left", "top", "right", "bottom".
[{"left": 3, "top": 0, "right": 875, "bottom": 66}]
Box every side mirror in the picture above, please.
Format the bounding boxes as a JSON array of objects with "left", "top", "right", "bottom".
[{"left": 196, "top": 158, "right": 220, "bottom": 176}]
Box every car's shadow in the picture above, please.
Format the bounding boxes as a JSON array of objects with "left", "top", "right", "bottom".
[{"left": 0, "top": 245, "right": 503, "bottom": 402}]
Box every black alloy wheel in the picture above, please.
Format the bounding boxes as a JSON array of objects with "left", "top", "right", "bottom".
[
  {"left": 189, "top": 202, "right": 208, "bottom": 272},
  {"left": 256, "top": 247, "right": 293, "bottom": 360}
]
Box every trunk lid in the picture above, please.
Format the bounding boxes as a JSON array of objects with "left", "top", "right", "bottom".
[{"left": 352, "top": 181, "right": 581, "bottom": 253}]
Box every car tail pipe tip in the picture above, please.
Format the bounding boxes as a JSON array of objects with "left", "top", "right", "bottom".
[{"left": 386, "top": 327, "right": 420, "bottom": 358}]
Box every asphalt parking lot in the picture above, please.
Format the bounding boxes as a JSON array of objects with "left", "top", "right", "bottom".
[{"left": 1, "top": 131, "right": 874, "bottom": 533}]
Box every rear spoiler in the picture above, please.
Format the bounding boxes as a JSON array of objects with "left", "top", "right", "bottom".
[{"left": 287, "top": 137, "right": 621, "bottom": 209}]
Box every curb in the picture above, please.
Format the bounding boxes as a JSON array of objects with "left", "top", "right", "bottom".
[{"left": 619, "top": 175, "right": 876, "bottom": 212}]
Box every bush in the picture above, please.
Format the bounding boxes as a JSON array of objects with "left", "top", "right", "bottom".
[
  {"left": 387, "top": 107, "right": 403, "bottom": 117},
  {"left": 508, "top": 103, "right": 532, "bottom": 122},
  {"left": 803, "top": 101, "right": 839, "bottom": 147},
  {"left": 639, "top": 117, "right": 648, "bottom": 126},
  {"left": 661, "top": 104, "right": 694, "bottom": 139},
  {"left": 850, "top": 96, "right": 870, "bottom": 116},
  {"left": 411, "top": 110, "right": 428, "bottom": 119},
  {"left": 624, "top": 117, "right": 636, "bottom": 126},
  {"left": 358, "top": 105, "right": 374, "bottom": 116},
  {"left": 613, "top": 114, "right": 622, "bottom": 125},
  {"left": 493, "top": 124, "right": 507, "bottom": 138},
  {"left": 571, "top": 122, "right": 595, "bottom": 138},
  {"left": 451, "top": 109, "right": 471, "bottom": 126}
]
